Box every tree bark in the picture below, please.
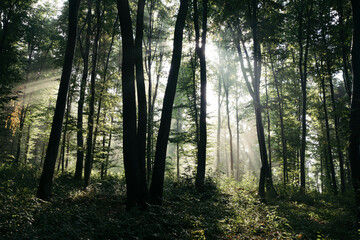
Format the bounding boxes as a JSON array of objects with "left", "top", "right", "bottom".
[
  {"left": 269, "top": 48, "right": 287, "bottom": 189},
  {"left": 135, "top": 0, "right": 148, "bottom": 201},
  {"left": 84, "top": 0, "right": 101, "bottom": 188},
  {"left": 149, "top": 0, "right": 188, "bottom": 204},
  {"left": 319, "top": 63, "right": 338, "bottom": 194},
  {"left": 194, "top": 0, "right": 208, "bottom": 189},
  {"left": 75, "top": 0, "right": 92, "bottom": 180},
  {"left": 216, "top": 73, "right": 222, "bottom": 171},
  {"left": 37, "top": 0, "right": 80, "bottom": 200},
  {"left": 223, "top": 78, "right": 234, "bottom": 174},
  {"left": 350, "top": 0, "right": 360, "bottom": 219},
  {"left": 298, "top": 0, "right": 312, "bottom": 194}
]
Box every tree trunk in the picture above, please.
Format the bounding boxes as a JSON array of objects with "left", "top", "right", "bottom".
[
  {"left": 232, "top": 0, "right": 276, "bottom": 199},
  {"left": 149, "top": 0, "right": 188, "bottom": 204},
  {"left": 61, "top": 92, "right": 72, "bottom": 174},
  {"left": 264, "top": 69, "right": 272, "bottom": 180},
  {"left": 223, "top": 80, "right": 234, "bottom": 174},
  {"left": 37, "top": 0, "right": 80, "bottom": 200},
  {"left": 84, "top": 0, "right": 101, "bottom": 188},
  {"left": 194, "top": 0, "right": 208, "bottom": 189},
  {"left": 236, "top": 83, "right": 240, "bottom": 180},
  {"left": 217, "top": 74, "right": 222, "bottom": 171},
  {"left": 349, "top": 0, "right": 360, "bottom": 219},
  {"left": 269, "top": 48, "right": 287, "bottom": 189},
  {"left": 320, "top": 67, "right": 338, "bottom": 194},
  {"left": 75, "top": 0, "right": 92, "bottom": 180},
  {"left": 326, "top": 59, "right": 345, "bottom": 193},
  {"left": 24, "top": 123, "right": 31, "bottom": 164},
  {"left": 176, "top": 108, "right": 181, "bottom": 179},
  {"left": 298, "top": 0, "right": 312, "bottom": 194},
  {"left": 117, "top": 0, "right": 143, "bottom": 208},
  {"left": 135, "top": 0, "right": 148, "bottom": 201},
  {"left": 337, "top": 0, "right": 352, "bottom": 99},
  {"left": 15, "top": 107, "right": 26, "bottom": 165}
]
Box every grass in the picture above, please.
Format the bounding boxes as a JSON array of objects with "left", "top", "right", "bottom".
[{"left": 0, "top": 164, "right": 358, "bottom": 239}]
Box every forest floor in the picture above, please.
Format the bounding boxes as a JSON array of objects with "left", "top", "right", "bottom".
[{"left": 0, "top": 165, "right": 358, "bottom": 240}]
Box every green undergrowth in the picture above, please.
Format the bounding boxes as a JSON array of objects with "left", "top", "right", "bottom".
[{"left": 0, "top": 164, "right": 358, "bottom": 239}]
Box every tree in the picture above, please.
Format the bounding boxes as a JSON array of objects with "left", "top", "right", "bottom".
[
  {"left": 134, "top": 0, "right": 148, "bottom": 202},
  {"left": 231, "top": 0, "right": 276, "bottom": 199},
  {"left": 117, "top": 0, "right": 144, "bottom": 208},
  {"left": 149, "top": 0, "right": 189, "bottom": 204},
  {"left": 193, "top": 0, "right": 208, "bottom": 189},
  {"left": 349, "top": 0, "right": 360, "bottom": 219},
  {"left": 84, "top": 0, "right": 101, "bottom": 188},
  {"left": 75, "top": 0, "right": 92, "bottom": 180},
  {"left": 298, "top": 0, "right": 313, "bottom": 194},
  {"left": 37, "top": 0, "right": 80, "bottom": 200}
]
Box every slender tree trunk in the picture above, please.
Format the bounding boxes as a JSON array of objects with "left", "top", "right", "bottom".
[
  {"left": 223, "top": 81, "right": 234, "bottom": 174},
  {"left": 61, "top": 92, "right": 71, "bottom": 174},
  {"left": 337, "top": 0, "right": 352, "bottom": 99},
  {"left": 217, "top": 75, "right": 222, "bottom": 171},
  {"left": 0, "top": 0, "right": 16, "bottom": 54},
  {"left": 232, "top": 0, "right": 275, "bottom": 199},
  {"left": 194, "top": 0, "right": 208, "bottom": 189},
  {"left": 326, "top": 59, "right": 345, "bottom": 193},
  {"left": 105, "top": 116, "right": 113, "bottom": 177},
  {"left": 149, "top": 0, "right": 188, "bottom": 204},
  {"left": 75, "top": 0, "right": 92, "bottom": 180},
  {"left": 15, "top": 107, "right": 26, "bottom": 165},
  {"left": 24, "top": 123, "right": 31, "bottom": 164},
  {"left": 320, "top": 68, "right": 338, "bottom": 194},
  {"left": 349, "top": 0, "right": 360, "bottom": 219},
  {"left": 190, "top": 54, "right": 199, "bottom": 146},
  {"left": 145, "top": 1, "right": 154, "bottom": 183},
  {"left": 298, "top": 0, "right": 312, "bottom": 194},
  {"left": 135, "top": 0, "right": 148, "bottom": 201},
  {"left": 117, "top": 0, "right": 142, "bottom": 208},
  {"left": 176, "top": 108, "right": 181, "bottom": 179},
  {"left": 236, "top": 83, "right": 240, "bottom": 180},
  {"left": 264, "top": 69, "right": 272, "bottom": 179},
  {"left": 37, "top": 0, "right": 80, "bottom": 200},
  {"left": 84, "top": 0, "right": 101, "bottom": 188},
  {"left": 269, "top": 48, "right": 287, "bottom": 189}
]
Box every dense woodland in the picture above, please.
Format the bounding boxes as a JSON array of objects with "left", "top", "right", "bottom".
[{"left": 1, "top": 0, "right": 360, "bottom": 239}]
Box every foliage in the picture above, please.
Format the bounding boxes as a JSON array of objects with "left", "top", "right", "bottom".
[{"left": 1, "top": 165, "right": 358, "bottom": 239}]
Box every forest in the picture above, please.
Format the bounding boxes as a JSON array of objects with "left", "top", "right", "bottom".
[{"left": 0, "top": 0, "right": 360, "bottom": 239}]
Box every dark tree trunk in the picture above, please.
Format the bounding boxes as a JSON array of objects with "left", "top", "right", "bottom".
[
  {"left": 337, "top": 0, "right": 352, "bottom": 99},
  {"left": 84, "top": 0, "right": 101, "bottom": 188},
  {"left": 15, "top": 107, "right": 26, "bottom": 165},
  {"left": 298, "top": 0, "right": 312, "bottom": 194},
  {"left": 149, "top": 0, "right": 188, "bottom": 204},
  {"left": 145, "top": 1, "right": 154, "bottom": 183},
  {"left": 264, "top": 70, "right": 272, "bottom": 179},
  {"left": 232, "top": 0, "right": 276, "bottom": 199},
  {"left": 24, "top": 123, "right": 31, "bottom": 164},
  {"left": 75, "top": 0, "right": 92, "bottom": 180},
  {"left": 269, "top": 48, "right": 287, "bottom": 189},
  {"left": 0, "top": 1, "right": 16, "bottom": 54},
  {"left": 176, "top": 108, "right": 181, "bottom": 179},
  {"left": 194, "top": 0, "right": 208, "bottom": 189},
  {"left": 319, "top": 67, "right": 338, "bottom": 195},
  {"left": 36, "top": 0, "right": 80, "bottom": 200},
  {"left": 135, "top": 0, "right": 148, "bottom": 201},
  {"left": 61, "top": 92, "right": 72, "bottom": 174},
  {"left": 223, "top": 80, "right": 234, "bottom": 174},
  {"left": 190, "top": 54, "right": 199, "bottom": 147},
  {"left": 350, "top": 0, "right": 360, "bottom": 219},
  {"left": 236, "top": 87, "right": 241, "bottom": 180},
  {"left": 117, "top": 0, "right": 142, "bottom": 208},
  {"left": 216, "top": 74, "right": 222, "bottom": 171}
]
